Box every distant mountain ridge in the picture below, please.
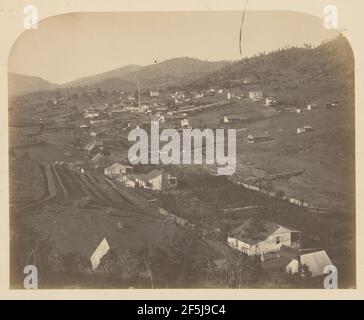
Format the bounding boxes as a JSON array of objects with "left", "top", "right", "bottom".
[
  {"left": 8, "top": 36, "right": 353, "bottom": 98},
  {"left": 8, "top": 72, "right": 58, "bottom": 96},
  {"left": 63, "top": 64, "right": 142, "bottom": 88},
  {"left": 188, "top": 35, "right": 354, "bottom": 102},
  {"left": 8, "top": 57, "right": 231, "bottom": 96},
  {"left": 62, "top": 57, "right": 231, "bottom": 90}
]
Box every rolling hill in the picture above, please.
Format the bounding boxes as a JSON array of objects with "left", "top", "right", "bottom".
[
  {"left": 62, "top": 57, "right": 231, "bottom": 91},
  {"left": 117, "top": 57, "right": 231, "bottom": 88},
  {"left": 63, "top": 64, "right": 142, "bottom": 88},
  {"left": 8, "top": 72, "right": 58, "bottom": 96},
  {"left": 9, "top": 57, "right": 231, "bottom": 96},
  {"left": 8, "top": 35, "right": 353, "bottom": 99},
  {"left": 188, "top": 35, "right": 354, "bottom": 103}
]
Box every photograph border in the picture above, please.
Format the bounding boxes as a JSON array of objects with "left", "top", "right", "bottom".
[{"left": 0, "top": 0, "right": 362, "bottom": 300}]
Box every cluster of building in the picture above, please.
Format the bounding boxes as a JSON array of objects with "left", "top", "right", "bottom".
[
  {"left": 82, "top": 134, "right": 177, "bottom": 192},
  {"left": 227, "top": 218, "right": 333, "bottom": 278},
  {"left": 171, "top": 88, "right": 224, "bottom": 103},
  {"left": 102, "top": 162, "right": 177, "bottom": 192},
  {"left": 225, "top": 90, "right": 264, "bottom": 102}
]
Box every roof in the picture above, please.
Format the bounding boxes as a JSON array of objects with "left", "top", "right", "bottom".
[
  {"left": 203, "top": 239, "right": 237, "bottom": 262},
  {"left": 227, "top": 88, "right": 244, "bottom": 95},
  {"left": 135, "top": 169, "right": 162, "bottom": 183},
  {"left": 229, "top": 218, "right": 298, "bottom": 245},
  {"left": 300, "top": 250, "right": 333, "bottom": 277},
  {"left": 91, "top": 153, "right": 104, "bottom": 164},
  {"left": 85, "top": 143, "right": 96, "bottom": 151},
  {"left": 248, "top": 133, "right": 270, "bottom": 139},
  {"left": 105, "top": 163, "right": 132, "bottom": 171},
  {"left": 117, "top": 175, "right": 136, "bottom": 183},
  {"left": 94, "top": 140, "right": 104, "bottom": 146},
  {"left": 225, "top": 115, "right": 248, "bottom": 120}
]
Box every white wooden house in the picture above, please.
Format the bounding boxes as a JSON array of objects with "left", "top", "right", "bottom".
[
  {"left": 84, "top": 109, "right": 100, "bottom": 118},
  {"left": 227, "top": 218, "right": 301, "bottom": 256},
  {"left": 117, "top": 175, "right": 136, "bottom": 188},
  {"left": 247, "top": 134, "right": 272, "bottom": 144},
  {"left": 84, "top": 143, "right": 96, "bottom": 154},
  {"left": 150, "top": 90, "right": 160, "bottom": 97},
  {"left": 104, "top": 163, "right": 133, "bottom": 177},
  {"left": 134, "top": 169, "right": 163, "bottom": 190},
  {"left": 180, "top": 118, "right": 190, "bottom": 129},
  {"left": 249, "top": 91, "right": 263, "bottom": 101}
]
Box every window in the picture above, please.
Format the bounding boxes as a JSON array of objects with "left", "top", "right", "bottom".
[
  {"left": 275, "top": 236, "right": 281, "bottom": 245},
  {"left": 291, "top": 232, "right": 299, "bottom": 242},
  {"left": 169, "top": 177, "right": 177, "bottom": 186}
]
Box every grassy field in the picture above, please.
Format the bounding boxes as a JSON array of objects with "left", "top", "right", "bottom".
[{"left": 183, "top": 94, "right": 354, "bottom": 213}]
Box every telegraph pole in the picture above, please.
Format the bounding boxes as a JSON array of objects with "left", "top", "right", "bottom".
[{"left": 137, "top": 80, "right": 141, "bottom": 109}]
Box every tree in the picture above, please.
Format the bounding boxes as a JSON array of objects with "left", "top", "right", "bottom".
[
  {"left": 225, "top": 254, "right": 262, "bottom": 288},
  {"left": 299, "top": 263, "right": 312, "bottom": 278},
  {"left": 276, "top": 190, "right": 285, "bottom": 199},
  {"left": 150, "top": 232, "right": 207, "bottom": 288},
  {"left": 98, "top": 248, "right": 143, "bottom": 281}
]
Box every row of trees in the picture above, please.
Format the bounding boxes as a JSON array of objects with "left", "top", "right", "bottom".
[
  {"left": 97, "top": 232, "right": 264, "bottom": 288},
  {"left": 11, "top": 221, "right": 318, "bottom": 288}
]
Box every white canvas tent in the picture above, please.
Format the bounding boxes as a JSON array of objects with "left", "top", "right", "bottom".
[
  {"left": 285, "top": 250, "right": 333, "bottom": 277},
  {"left": 300, "top": 250, "right": 333, "bottom": 277},
  {"left": 90, "top": 238, "right": 110, "bottom": 271}
]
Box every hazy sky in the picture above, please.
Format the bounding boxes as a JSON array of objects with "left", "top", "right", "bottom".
[{"left": 8, "top": 11, "right": 339, "bottom": 84}]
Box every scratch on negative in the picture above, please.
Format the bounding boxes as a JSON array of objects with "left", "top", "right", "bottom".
[{"left": 239, "top": 0, "right": 249, "bottom": 57}]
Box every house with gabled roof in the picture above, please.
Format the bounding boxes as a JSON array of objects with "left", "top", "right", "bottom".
[
  {"left": 249, "top": 91, "right": 263, "bottom": 101},
  {"left": 134, "top": 169, "right": 163, "bottom": 191},
  {"left": 84, "top": 143, "right": 97, "bottom": 155},
  {"left": 117, "top": 175, "right": 136, "bottom": 188},
  {"left": 104, "top": 163, "right": 133, "bottom": 177},
  {"left": 91, "top": 153, "right": 105, "bottom": 170},
  {"left": 227, "top": 218, "right": 301, "bottom": 256}
]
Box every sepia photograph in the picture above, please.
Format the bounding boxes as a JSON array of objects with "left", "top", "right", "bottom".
[{"left": 7, "top": 8, "right": 356, "bottom": 290}]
